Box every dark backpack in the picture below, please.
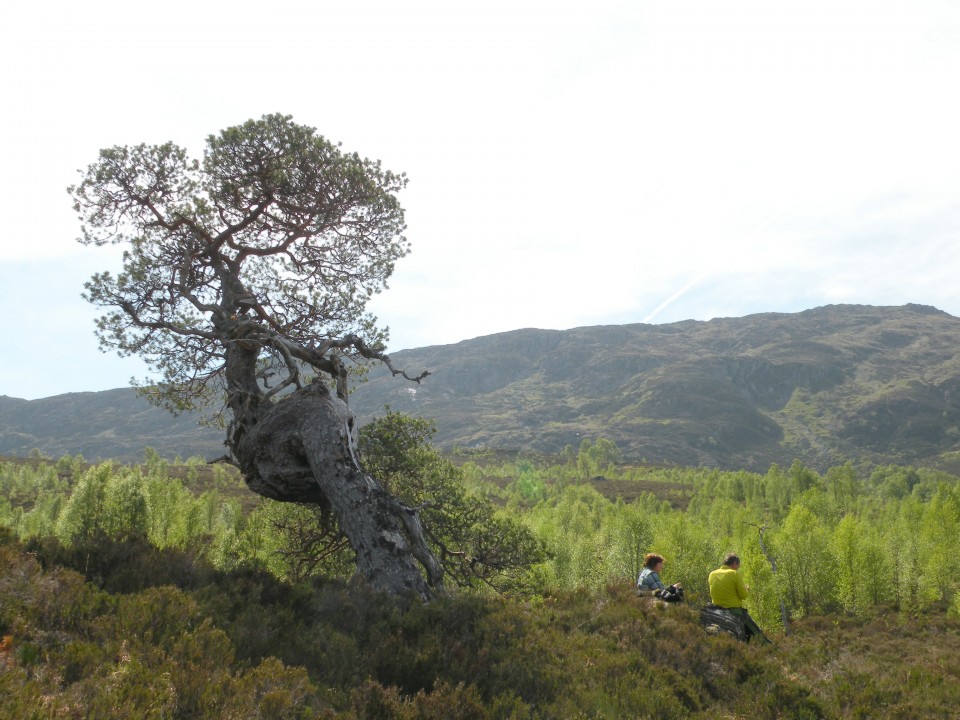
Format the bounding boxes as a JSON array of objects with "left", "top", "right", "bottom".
[
  {"left": 655, "top": 585, "right": 685, "bottom": 603},
  {"left": 699, "top": 604, "right": 747, "bottom": 641}
]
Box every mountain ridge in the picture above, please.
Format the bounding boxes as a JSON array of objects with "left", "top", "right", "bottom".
[{"left": 3, "top": 303, "right": 959, "bottom": 472}]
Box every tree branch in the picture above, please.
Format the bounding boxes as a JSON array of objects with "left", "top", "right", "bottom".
[{"left": 747, "top": 522, "right": 791, "bottom": 635}]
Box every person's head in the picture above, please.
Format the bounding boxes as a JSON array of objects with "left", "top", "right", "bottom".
[
  {"left": 644, "top": 553, "right": 665, "bottom": 571},
  {"left": 722, "top": 553, "right": 741, "bottom": 569}
]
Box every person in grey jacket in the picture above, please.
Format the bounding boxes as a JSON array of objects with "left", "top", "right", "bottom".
[{"left": 637, "top": 553, "right": 683, "bottom": 600}]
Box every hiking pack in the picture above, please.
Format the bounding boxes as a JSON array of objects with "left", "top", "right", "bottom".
[{"left": 655, "top": 585, "right": 684, "bottom": 603}]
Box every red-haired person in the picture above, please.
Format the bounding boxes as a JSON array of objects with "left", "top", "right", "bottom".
[{"left": 637, "top": 553, "right": 683, "bottom": 601}]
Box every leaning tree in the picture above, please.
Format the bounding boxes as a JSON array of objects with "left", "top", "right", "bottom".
[{"left": 70, "top": 114, "right": 444, "bottom": 599}]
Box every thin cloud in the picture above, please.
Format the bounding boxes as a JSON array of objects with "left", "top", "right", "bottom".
[{"left": 643, "top": 272, "right": 710, "bottom": 324}]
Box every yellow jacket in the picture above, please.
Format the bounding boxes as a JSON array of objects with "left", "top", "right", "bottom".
[{"left": 708, "top": 566, "right": 748, "bottom": 608}]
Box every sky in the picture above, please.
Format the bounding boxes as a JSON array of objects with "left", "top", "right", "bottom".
[{"left": 2, "top": 1, "right": 959, "bottom": 400}]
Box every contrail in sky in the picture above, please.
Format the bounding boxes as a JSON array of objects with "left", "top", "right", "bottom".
[{"left": 642, "top": 271, "right": 709, "bottom": 323}]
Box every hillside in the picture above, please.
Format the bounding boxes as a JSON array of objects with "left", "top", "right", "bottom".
[
  {"left": 349, "top": 303, "right": 960, "bottom": 471},
  {"left": 3, "top": 303, "right": 960, "bottom": 470},
  {"left": 0, "top": 389, "right": 226, "bottom": 463}
]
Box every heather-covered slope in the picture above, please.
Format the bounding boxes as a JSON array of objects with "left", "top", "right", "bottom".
[{"left": 349, "top": 303, "right": 960, "bottom": 471}]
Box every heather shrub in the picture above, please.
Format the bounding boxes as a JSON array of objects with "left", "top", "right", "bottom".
[
  {"left": 352, "top": 679, "right": 491, "bottom": 720},
  {"left": 226, "top": 657, "right": 322, "bottom": 720}
]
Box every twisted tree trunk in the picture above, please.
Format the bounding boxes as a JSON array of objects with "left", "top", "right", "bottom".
[
  {"left": 231, "top": 380, "right": 444, "bottom": 600},
  {"left": 73, "top": 114, "right": 441, "bottom": 598}
]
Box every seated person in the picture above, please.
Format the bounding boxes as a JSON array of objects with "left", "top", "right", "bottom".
[
  {"left": 637, "top": 553, "right": 683, "bottom": 601},
  {"left": 707, "top": 554, "right": 769, "bottom": 643}
]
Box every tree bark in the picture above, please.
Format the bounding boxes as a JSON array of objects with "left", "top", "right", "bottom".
[
  {"left": 751, "top": 523, "right": 790, "bottom": 635},
  {"left": 232, "top": 380, "right": 444, "bottom": 600}
]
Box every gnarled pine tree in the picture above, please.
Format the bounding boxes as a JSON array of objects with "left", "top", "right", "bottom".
[{"left": 70, "top": 114, "right": 442, "bottom": 599}]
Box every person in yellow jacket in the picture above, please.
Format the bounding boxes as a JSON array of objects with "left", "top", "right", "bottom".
[{"left": 708, "top": 554, "right": 770, "bottom": 643}]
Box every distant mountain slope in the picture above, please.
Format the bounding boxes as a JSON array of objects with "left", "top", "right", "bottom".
[
  {"left": 3, "top": 304, "right": 960, "bottom": 470},
  {"left": 0, "top": 389, "right": 225, "bottom": 463},
  {"left": 347, "top": 303, "right": 960, "bottom": 472}
]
